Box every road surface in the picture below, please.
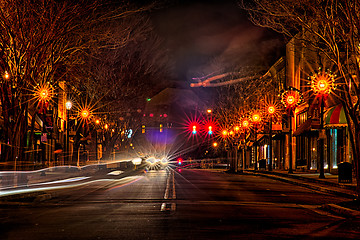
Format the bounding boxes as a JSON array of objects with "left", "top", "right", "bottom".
[{"left": 1, "top": 168, "right": 360, "bottom": 239}]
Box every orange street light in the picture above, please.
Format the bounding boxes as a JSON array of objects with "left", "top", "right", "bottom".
[
  {"left": 213, "top": 142, "right": 218, "bottom": 147},
  {"left": 39, "top": 89, "right": 50, "bottom": 101},
  {"left": 267, "top": 105, "right": 276, "bottom": 115},
  {"left": 80, "top": 109, "right": 90, "bottom": 119},
  {"left": 104, "top": 124, "right": 109, "bottom": 130},
  {"left": 4, "top": 71, "right": 10, "bottom": 80},
  {"left": 252, "top": 112, "right": 261, "bottom": 123},
  {"left": 207, "top": 109, "right": 212, "bottom": 114},
  {"left": 310, "top": 70, "right": 335, "bottom": 95},
  {"left": 222, "top": 129, "right": 228, "bottom": 137},
  {"left": 95, "top": 119, "right": 100, "bottom": 125},
  {"left": 242, "top": 119, "right": 250, "bottom": 129}
]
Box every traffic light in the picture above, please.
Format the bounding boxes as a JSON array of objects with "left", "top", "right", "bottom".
[
  {"left": 192, "top": 125, "right": 197, "bottom": 134},
  {"left": 208, "top": 125, "right": 213, "bottom": 135},
  {"left": 177, "top": 158, "right": 183, "bottom": 165}
]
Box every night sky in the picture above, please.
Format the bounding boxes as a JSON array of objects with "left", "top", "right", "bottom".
[{"left": 149, "top": 0, "right": 285, "bottom": 84}]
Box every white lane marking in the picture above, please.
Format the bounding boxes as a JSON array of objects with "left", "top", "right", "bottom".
[{"left": 161, "top": 169, "right": 176, "bottom": 212}]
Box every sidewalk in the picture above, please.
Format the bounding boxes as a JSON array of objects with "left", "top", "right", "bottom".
[
  {"left": 245, "top": 169, "right": 356, "bottom": 198},
  {"left": 243, "top": 169, "right": 360, "bottom": 218}
]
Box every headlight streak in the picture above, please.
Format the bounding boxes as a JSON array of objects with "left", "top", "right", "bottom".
[
  {"left": 105, "top": 176, "right": 144, "bottom": 192},
  {"left": 0, "top": 176, "right": 143, "bottom": 197}
]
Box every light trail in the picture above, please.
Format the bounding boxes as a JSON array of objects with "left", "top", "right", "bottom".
[{"left": 0, "top": 176, "right": 143, "bottom": 197}]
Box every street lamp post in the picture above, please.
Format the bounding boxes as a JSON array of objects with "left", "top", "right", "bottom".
[
  {"left": 65, "top": 101, "right": 72, "bottom": 165},
  {"left": 251, "top": 112, "right": 261, "bottom": 171},
  {"left": 95, "top": 119, "right": 100, "bottom": 162},
  {"left": 266, "top": 105, "right": 277, "bottom": 171},
  {"left": 281, "top": 87, "right": 303, "bottom": 174},
  {"left": 78, "top": 108, "right": 91, "bottom": 167},
  {"left": 241, "top": 119, "right": 250, "bottom": 172},
  {"left": 310, "top": 69, "right": 335, "bottom": 179}
]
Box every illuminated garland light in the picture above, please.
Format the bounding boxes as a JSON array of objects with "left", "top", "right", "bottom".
[{"left": 310, "top": 70, "right": 336, "bottom": 95}]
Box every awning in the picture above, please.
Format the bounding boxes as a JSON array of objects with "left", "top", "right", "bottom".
[
  {"left": 293, "top": 119, "right": 320, "bottom": 136},
  {"left": 324, "top": 104, "right": 347, "bottom": 127}
]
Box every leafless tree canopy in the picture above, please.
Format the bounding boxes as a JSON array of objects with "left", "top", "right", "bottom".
[
  {"left": 240, "top": 0, "right": 360, "bottom": 195},
  {"left": 0, "top": 0, "right": 165, "bottom": 165}
]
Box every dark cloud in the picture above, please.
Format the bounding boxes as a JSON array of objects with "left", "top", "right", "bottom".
[{"left": 150, "top": 0, "right": 285, "bottom": 82}]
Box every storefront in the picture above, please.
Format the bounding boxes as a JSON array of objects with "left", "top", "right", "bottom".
[{"left": 324, "top": 104, "right": 349, "bottom": 173}]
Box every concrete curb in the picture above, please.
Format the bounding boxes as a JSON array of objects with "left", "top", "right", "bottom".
[
  {"left": 245, "top": 171, "right": 357, "bottom": 199},
  {"left": 321, "top": 203, "right": 360, "bottom": 218},
  {"left": 240, "top": 171, "right": 360, "bottom": 218}
]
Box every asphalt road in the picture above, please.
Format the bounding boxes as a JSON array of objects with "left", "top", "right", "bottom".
[{"left": 1, "top": 168, "right": 360, "bottom": 240}]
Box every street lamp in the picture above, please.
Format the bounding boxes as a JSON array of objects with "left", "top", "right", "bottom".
[
  {"left": 310, "top": 69, "right": 335, "bottom": 179},
  {"left": 65, "top": 100, "right": 72, "bottom": 165},
  {"left": 241, "top": 119, "right": 250, "bottom": 172},
  {"left": 95, "top": 119, "right": 100, "bottom": 162},
  {"left": 251, "top": 111, "right": 262, "bottom": 171},
  {"left": 281, "top": 87, "right": 303, "bottom": 174},
  {"left": 266, "top": 105, "right": 278, "bottom": 171}
]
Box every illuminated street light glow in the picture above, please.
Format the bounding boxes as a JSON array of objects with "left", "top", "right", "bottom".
[
  {"left": 310, "top": 70, "right": 335, "bottom": 95},
  {"left": 281, "top": 87, "right": 303, "bottom": 110},
  {"left": 192, "top": 125, "right": 197, "bottom": 134},
  {"left": 213, "top": 142, "right": 218, "bottom": 147},
  {"left": 4, "top": 71, "right": 10, "bottom": 79},
  {"left": 252, "top": 113, "right": 261, "bottom": 123},
  {"left": 34, "top": 83, "right": 53, "bottom": 104},
  {"left": 286, "top": 95, "right": 295, "bottom": 105},
  {"left": 222, "top": 130, "right": 228, "bottom": 136},
  {"left": 234, "top": 126, "right": 240, "bottom": 131},
  {"left": 104, "top": 124, "right": 109, "bottom": 130},
  {"left": 95, "top": 119, "right": 100, "bottom": 125},
  {"left": 242, "top": 119, "right": 250, "bottom": 128},
  {"left": 65, "top": 101, "right": 72, "bottom": 110},
  {"left": 207, "top": 109, "right": 212, "bottom": 114},
  {"left": 208, "top": 126, "right": 213, "bottom": 135},
  {"left": 80, "top": 109, "right": 90, "bottom": 119},
  {"left": 267, "top": 106, "right": 275, "bottom": 114}
]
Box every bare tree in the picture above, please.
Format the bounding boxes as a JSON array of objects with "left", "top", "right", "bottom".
[
  {"left": 79, "top": 14, "right": 173, "bottom": 161},
  {"left": 0, "top": 0, "right": 155, "bottom": 168},
  {"left": 240, "top": 0, "right": 360, "bottom": 195}
]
